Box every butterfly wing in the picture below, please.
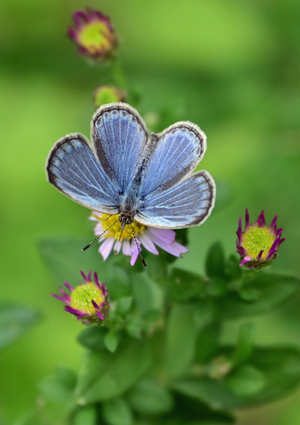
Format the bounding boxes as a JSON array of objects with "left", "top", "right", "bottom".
[
  {"left": 136, "top": 171, "right": 215, "bottom": 229},
  {"left": 91, "top": 103, "right": 149, "bottom": 194},
  {"left": 139, "top": 122, "right": 206, "bottom": 198},
  {"left": 46, "top": 134, "right": 120, "bottom": 214}
]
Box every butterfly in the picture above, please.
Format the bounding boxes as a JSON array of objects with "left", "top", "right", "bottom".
[{"left": 46, "top": 103, "right": 216, "bottom": 266}]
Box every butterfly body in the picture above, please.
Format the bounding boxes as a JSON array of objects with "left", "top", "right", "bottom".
[{"left": 46, "top": 103, "right": 216, "bottom": 231}]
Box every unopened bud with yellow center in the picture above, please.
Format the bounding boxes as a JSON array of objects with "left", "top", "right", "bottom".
[
  {"left": 51, "top": 271, "right": 109, "bottom": 325},
  {"left": 68, "top": 9, "right": 118, "bottom": 62},
  {"left": 236, "top": 209, "right": 285, "bottom": 268},
  {"left": 94, "top": 86, "right": 126, "bottom": 108}
]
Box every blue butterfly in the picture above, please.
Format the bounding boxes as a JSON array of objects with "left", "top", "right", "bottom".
[{"left": 46, "top": 103, "right": 216, "bottom": 265}]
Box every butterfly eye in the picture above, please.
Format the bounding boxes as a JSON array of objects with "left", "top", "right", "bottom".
[{"left": 118, "top": 190, "right": 125, "bottom": 196}]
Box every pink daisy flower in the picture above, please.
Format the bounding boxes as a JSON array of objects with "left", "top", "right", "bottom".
[{"left": 90, "top": 212, "right": 188, "bottom": 266}]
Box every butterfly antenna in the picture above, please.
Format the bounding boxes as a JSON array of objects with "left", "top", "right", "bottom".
[
  {"left": 82, "top": 218, "right": 119, "bottom": 252},
  {"left": 129, "top": 223, "right": 147, "bottom": 268}
]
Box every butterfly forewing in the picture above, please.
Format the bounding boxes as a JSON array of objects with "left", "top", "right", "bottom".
[
  {"left": 92, "top": 103, "right": 148, "bottom": 194},
  {"left": 136, "top": 171, "right": 215, "bottom": 229},
  {"left": 139, "top": 122, "right": 206, "bottom": 198},
  {"left": 46, "top": 134, "right": 120, "bottom": 214}
]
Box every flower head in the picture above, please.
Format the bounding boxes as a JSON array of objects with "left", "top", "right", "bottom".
[
  {"left": 90, "top": 212, "right": 188, "bottom": 266},
  {"left": 68, "top": 9, "right": 118, "bottom": 61},
  {"left": 51, "top": 271, "right": 109, "bottom": 325},
  {"left": 236, "top": 209, "right": 285, "bottom": 268},
  {"left": 94, "top": 85, "right": 126, "bottom": 108}
]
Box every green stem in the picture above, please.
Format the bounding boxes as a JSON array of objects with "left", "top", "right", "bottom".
[{"left": 110, "top": 58, "right": 127, "bottom": 90}]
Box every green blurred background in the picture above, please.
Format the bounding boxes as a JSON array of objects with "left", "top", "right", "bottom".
[{"left": 1, "top": 0, "right": 300, "bottom": 423}]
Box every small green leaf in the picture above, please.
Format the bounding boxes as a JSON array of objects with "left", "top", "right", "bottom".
[
  {"left": 102, "top": 397, "right": 132, "bottom": 425},
  {"left": 0, "top": 302, "right": 40, "bottom": 352},
  {"left": 205, "top": 242, "right": 225, "bottom": 278},
  {"left": 172, "top": 377, "right": 240, "bottom": 410},
  {"left": 104, "top": 330, "right": 120, "bottom": 353},
  {"left": 38, "top": 366, "right": 76, "bottom": 405},
  {"left": 77, "top": 326, "right": 107, "bottom": 351},
  {"left": 231, "top": 323, "right": 255, "bottom": 366},
  {"left": 76, "top": 338, "right": 151, "bottom": 404},
  {"left": 225, "top": 365, "right": 266, "bottom": 396},
  {"left": 115, "top": 297, "right": 133, "bottom": 317},
  {"left": 166, "top": 269, "right": 205, "bottom": 302},
  {"left": 205, "top": 277, "right": 227, "bottom": 297},
  {"left": 165, "top": 304, "right": 198, "bottom": 379},
  {"left": 72, "top": 406, "right": 97, "bottom": 425},
  {"left": 225, "top": 255, "right": 242, "bottom": 281},
  {"left": 167, "top": 392, "right": 235, "bottom": 424},
  {"left": 127, "top": 379, "right": 173, "bottom": 414},
  {"left": 126, "top": 316, "right": 143, "bottom": 339},
  {"left": 216, "top": 273, "right": 300, "bottom": 319}
]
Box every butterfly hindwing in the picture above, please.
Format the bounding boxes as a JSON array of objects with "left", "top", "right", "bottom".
[
  {"left": 136, "top": 171, "right": 216, "bottom": 229},
  {"left": 92, "top": 103, "right": 149, "bottom": 194},
  {"left": 139, "top": 122, "right": 206, "bottom": 198},
  {"left": 46, "top": 134, "right": 120, "bottom": 214}
]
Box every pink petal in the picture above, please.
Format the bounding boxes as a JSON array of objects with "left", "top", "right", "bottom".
[
  {"left": 114, "top": 240, "right": 122, "bottom": 254},
  {"left": 138, "top": 233, "right": 159, "bottom": 255},
  {"left": 130, "top": 241, "right": 139, "bottom": 266},
  {"left": 239, "top": 256, "right": 251, "bottom": 266},
  {"left": 122, "top": 239, "right": 131, "bottom": 256},
  {"left": 147, "top": 228, "right": 175, "bottom": 243},
  {"left": 147, "top": 232, "right": 188, "bottom": 257},
  {"left": 99, "top": 238, "right": 114, "bottom": 260}
]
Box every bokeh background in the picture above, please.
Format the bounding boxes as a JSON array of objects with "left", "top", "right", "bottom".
[{"left": 1, "top": 0, "right": 300, "bottom": 423}]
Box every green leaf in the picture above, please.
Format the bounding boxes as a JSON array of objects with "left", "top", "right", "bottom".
[
  {"left": 102, "top": 397, "right": 133, "bottom": 425},
  {"left": 115, "top": 297, "right": 133, "bottom": 317},
  {"left": 126, "top": 315, "right": 144, "bottom": 339},
  {"left": 127, "top": 379, "right": 173, "bottom": 415},
  {"left": 172, "top": 378, "right": 239, "bottom": 410},
  {"left": 195, "top": 323, "right": 221, "bottom": 363},
  {"left": 72, "top": 406, "right": 97, "bottom": 425},
  {"left": 173, "top": 345, "right": 300, "bottom": 409},
  {"left": 77, "top": 326, "right": 107, "bottom": 351},
  {"left": 225, "top": 255, "right": 242, "bottom": 281},
  {"left": 205, "top": 277, "right": 227, "bottom": 297},
  {"left": 165, "top": 304, "right": 198, "bottom": 379},
  {"left": 39, "top": 236, "right": 132, "bottom": 299},
  {"left": 0, "top": 302, "right": 40, "bottom": 352},
  {"left": 231, "top": 323, "right": 255, "bottom": 366},
  {"left": 225, "top": 365, "right": 266, "bottom": 396},
  {"left": 216, "top": 273, "right": 300, "bottom": 319},
  {"left": 162, "top": 392, "right": 234, "bottom": 424},
  {"left": 38, "top": 366, "right": 76, "bottom": 406},
  {"left": 205, "top": 242, "right": 226, "bottom": 278},
  {"left": 104, "top": 330, "right": 120, "bottom": 353},
  {"left": 166, "top": 269, "right": 205, "bottom": 302},
  {"left": 76, "top": 338, "right": 151, "bottom": 404}
]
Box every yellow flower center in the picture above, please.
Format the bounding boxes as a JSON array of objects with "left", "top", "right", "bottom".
[
  {"left": 71, "top": 282, "right": 105, "bottom": 314},
  {"left": 93, "top": 213, "right": 145, "bottom": 241},
  {"left": 78, "top": 21, "right": 113, "bottom": 54},
  {"left": 241, "top": 226, "right": 275, "bottom": 260}
]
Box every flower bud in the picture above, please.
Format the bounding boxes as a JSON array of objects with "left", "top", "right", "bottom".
[
  {"left": 51, "top": 271, "right": 109, "bottom": 325},
  {"left": 94, "top": 85, "right": 126, "bottom": 108},
  {"left": 68, "top": 8, "right": 118, "bottom": 62},
  {"left": 236, "top": 209, "right": 285, "bottom": 269}
]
